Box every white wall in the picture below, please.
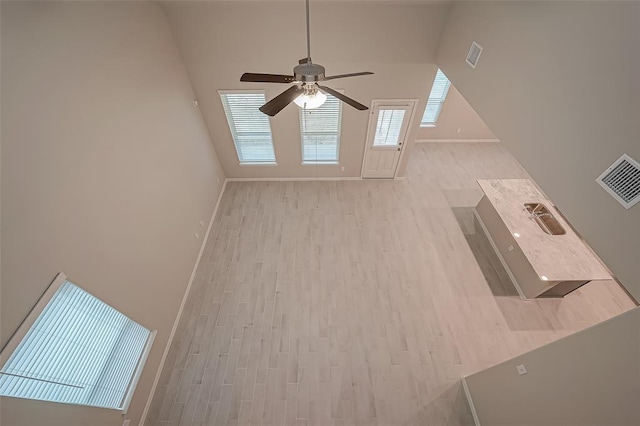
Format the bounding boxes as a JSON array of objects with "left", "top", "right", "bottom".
[
  {"left": 416, "top": 84, "right": 497, "bottom": 141},
  {"left": 1, "top": 2, "right": 225, "bottom": 425},
  {"left": 436, "top": 1, "right": 640, "bottom": 299},
  {"left": 163, "top": 1, "right": 451, "bottom": 179},
  {"left": 465, "top": 307, "right": 640, "bottom": 426}
]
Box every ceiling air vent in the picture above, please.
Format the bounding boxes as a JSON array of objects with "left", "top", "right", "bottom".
[
  {"left": 596, "top": 153, "right": 640, "bottom": 209},
  {"left": 466, "top": 41, "right": 483, "bottom": 69}
]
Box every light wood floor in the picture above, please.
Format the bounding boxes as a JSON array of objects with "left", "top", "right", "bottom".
[{"left": 146, "top": 143, "right": 635, "bottom": 426}]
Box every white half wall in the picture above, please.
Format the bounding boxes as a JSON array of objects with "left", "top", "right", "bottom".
[{"left": 464, "top": 307, "right": 640, "bottom": 426}]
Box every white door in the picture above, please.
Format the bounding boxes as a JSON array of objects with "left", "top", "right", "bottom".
[{"left": 362, "top": 101, "right": 415, "bottom": 179}]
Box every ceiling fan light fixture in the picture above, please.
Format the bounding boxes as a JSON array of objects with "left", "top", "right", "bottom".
[
  {"left": 239, "top": 0, "right": 372, "bottom": 116},
  {"left": 293, "top": 90, "right": 327, "bottom": 109}
]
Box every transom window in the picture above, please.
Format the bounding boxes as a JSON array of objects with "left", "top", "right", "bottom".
[
  {"left": 219, "top": 91, "right": 276, "bottom": 164},
  {"left": 421, "top": 69, "right": 451, "bottom": 126},
  {"left": 0, "top": 274, "right": 154, "bottom": 411},
  {"left": 299, "top": 93, "right": 342, "bottom": 164}
]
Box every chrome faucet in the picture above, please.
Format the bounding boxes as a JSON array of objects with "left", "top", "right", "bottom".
[{"left": 524, "top": 208, "right": 552, "bottom": 220}]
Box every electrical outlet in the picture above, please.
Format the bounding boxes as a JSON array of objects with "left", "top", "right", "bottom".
[
  {"left": 516, "top": 364, "right": 527, "bottom": 375},
  {"left": 341, "top": 166, "right": 345, "bottom": 172}
]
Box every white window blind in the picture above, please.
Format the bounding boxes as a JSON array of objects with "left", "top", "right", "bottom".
[
  {"left": 219, "top": 91, "right": 276, "bottom": 164},
  {"left": 299, "top": 93, "right": 342, "bottom": 163},
  {"left": 421, "top": 69, "right": 451, "bottom": 126},
  {"left": 0, "top": 275, "right": 154, "bottom": 411},
  {"left": 373, "top": 109, "right": 406, "bottom": 147}
]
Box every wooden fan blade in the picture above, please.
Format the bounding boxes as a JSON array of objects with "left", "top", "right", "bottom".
[
  {"left": 259, "top": 86, "right": 304, "bottom": 116},
  {"left": 241, "top": 73, "right": 296, "bottom": 83},
  {"left": 317, "top": 85, "right": 368, "bottom": 111},
  {"left": 323, "top": 72, "right": 374, "bottom": 81}
]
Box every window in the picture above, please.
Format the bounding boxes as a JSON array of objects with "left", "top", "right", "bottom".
[
  {"left": 373, "top": 108, "right": 407, "bottom": 147},
  {"left": 421, "top": 69, "right": 451, "bottom": 126},
  {"left": 299, "top": 93, "right": 342, "bottom": 164},
  {"left": 0, "top": 273, "right": 155, "bottom": 411},
  {"left": 219, "top": 91, "right": 276, "bottom": 164}
]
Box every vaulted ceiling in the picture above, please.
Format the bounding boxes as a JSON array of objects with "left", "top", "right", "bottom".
[{"left": 162, "top": 1, "right": 452, "bottom": 178}]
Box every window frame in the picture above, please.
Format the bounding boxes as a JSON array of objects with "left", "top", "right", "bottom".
[
  {"left": 218, "top": 90, "right": 277, "bottom": 165},
  {"left": 299, "top": 91, "right": 343, "bottom": 165},
  {"left": 420, "top": 69, "right": 451, "bottom": 127},
  {"left": 0, "top": 273, "right": 156, "bottom": 413}
]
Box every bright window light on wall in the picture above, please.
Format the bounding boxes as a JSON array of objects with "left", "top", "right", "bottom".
[
  {"left": 299, "top": 92, "right": 342, "bottom": 164},
  {"left": 421, "top": 69, "right": 451, "bottom": 126},
  {"left": 219, "top": 90, "right": 277, "bottom": 165},
  {"left": 0, "top": 273, "right": 155, "bottom": 412}
]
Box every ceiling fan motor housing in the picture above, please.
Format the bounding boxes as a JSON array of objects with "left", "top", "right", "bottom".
[{"left": 294, "top": 63, "right": 325, "bottom": 82}]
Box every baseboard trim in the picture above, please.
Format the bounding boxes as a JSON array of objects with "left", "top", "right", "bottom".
[
  {"left": 226, "top": 176, "right": 362, "bottom": 182},
  {"left": 414, "top": 138, "right": 500, "bottom": 143},
  {"left": 139, "top": 179, "right": 228, "bottom": 426},
  {"left": 473, "top": 209, "right": 529, "bottom": 301},
  {"left": 462, "top": 376, "right": 481, "bottom": 426}
]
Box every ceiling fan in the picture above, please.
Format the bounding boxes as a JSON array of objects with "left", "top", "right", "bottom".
[{"left": 240, "top": 0, "right": 374, "bottom": 117}]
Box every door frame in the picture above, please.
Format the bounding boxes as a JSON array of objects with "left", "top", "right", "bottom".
[{"left": 360, "top": 98, "right": 420, "bottom": 179}]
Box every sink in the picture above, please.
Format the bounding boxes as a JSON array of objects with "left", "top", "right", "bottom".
[{"left": 524, "top": 203, "right": 566, "bottom": 235}]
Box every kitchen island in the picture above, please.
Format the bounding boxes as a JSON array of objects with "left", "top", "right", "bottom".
[{"left": 474, "top": 179, "right": 612, "bottom": 299}]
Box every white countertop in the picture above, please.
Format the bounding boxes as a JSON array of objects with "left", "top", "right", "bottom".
[{"left": 477, "top": 179, "right": 612, "bottom": 282}]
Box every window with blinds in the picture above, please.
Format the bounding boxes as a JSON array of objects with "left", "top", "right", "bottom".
[
  {"left": 299, "top": 93, "right": 342, "bottom": 163},
  {"left": 373, "top": 109, "right": 406, "bottom": 147},
  {"left": 421, "top": 69, "right": 451, "bottom": 126},
  {"left": 219, "top": 91, "right": 276, "bottom": 164},
  {"left": 0, "top": 274, "right": 154, "bottom": 411}
]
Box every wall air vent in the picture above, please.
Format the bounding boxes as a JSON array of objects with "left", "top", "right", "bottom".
[
  {"left": 596, "top": 153, "right": 640, "bottom": 209},
  {"left": 466, "top": 41, "right": 483, "bottom": 69}
]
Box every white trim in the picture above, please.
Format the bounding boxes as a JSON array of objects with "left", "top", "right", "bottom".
[
  {"left": 414, "top": 139, "right": 500, "bottom": 143},
  {"left": 301, "top": 162, "right": 340, "bottom": 166},
  {"left": 394, "top": 100, "right": 420, "bottom": 179},
  {"left": 121, "top": 330, "right": 156, "bottom": 414},
  {"left": 226, "top": 177, "right": 362, "bottom": 182},
  {"left": 139, "top": 179, "right": 228, "bottom": 426},
  {"left": 473, "top": 209, "right": 529, "bottom": 301},
  {"left": 217, "top": 89, "right": 264, "bottom": 95},
  {"left": 461, "top": 376, "right": 481, "bottom": 426},
  {"left": 361, "top": 99, "right": 420, "bottom": 179},
  {"left": 239, "top": 162, "right": 278, "bottom": 167}
]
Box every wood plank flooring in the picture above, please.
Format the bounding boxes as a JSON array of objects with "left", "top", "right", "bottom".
[{"left": 146, "top": 143, "right": 635, "bottom": 426}]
